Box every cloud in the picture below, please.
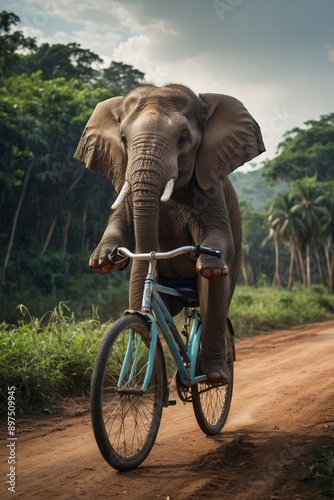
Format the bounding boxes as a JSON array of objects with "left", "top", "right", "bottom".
[
  {"left": 18, "top": 1, "right": 334, "bottom": 83},
  {"left": 112, "top": 34, "right": 151, "bottom": 71},
  {"left": 21, "top": 26, "right": 121, "bottom": 64},
  {"left": 24, "top": 0, "right": 118, "bottom": 27},
  {"left": 102, "top": 0, "right": 334, "bottom": 80}
]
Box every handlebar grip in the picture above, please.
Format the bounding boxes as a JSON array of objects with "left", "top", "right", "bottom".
[
  {"left": 108, "top": 247, "right": 129, "bottom": 263},
  {"left": 194, "top": 245, "right": 222, "bottom": 258}
]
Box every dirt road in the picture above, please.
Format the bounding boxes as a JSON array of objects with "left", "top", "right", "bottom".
[{"left": 1, "top": 320, "right": 334, "bottom": 499}]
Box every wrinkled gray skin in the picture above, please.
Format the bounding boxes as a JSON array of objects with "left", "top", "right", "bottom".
[{"left": 74, "top": 84, "right": 265, "bottom": 383}]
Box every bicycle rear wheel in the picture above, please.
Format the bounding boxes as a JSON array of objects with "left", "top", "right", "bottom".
[
  {"left": 191, "top": 321, "right": 234, "bottom": 435},
  {"left": 91, "top": 314, "right": 166, "bottom": 471}
]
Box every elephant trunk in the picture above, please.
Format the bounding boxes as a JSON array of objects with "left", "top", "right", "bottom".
[
  {"left": 132, "top": 197, "right": 160, "bottom": 253},
  {"left": 131, "top": 167, "right": 165, "bottom": 253}
]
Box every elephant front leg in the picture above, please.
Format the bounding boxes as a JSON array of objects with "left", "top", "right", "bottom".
[
  {"left": 89, "top": 209, "right": 134, "bottom": 274},
  {"left": 198, "top": 274, "right": 231, "bottom": 384}
]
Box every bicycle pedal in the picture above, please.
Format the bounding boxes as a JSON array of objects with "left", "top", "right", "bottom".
[{"left": 167, "top": 400, "right": 177, "bottom": 406}]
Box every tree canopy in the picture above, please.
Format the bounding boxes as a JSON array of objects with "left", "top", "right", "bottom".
[
  {"left": 15, "top": 42, "right": 103, "bottom": 82},
  {"left": 0, "top": 10, "right": 37, "bottom": 77},
  {"left": 102, "top": 61, "right": 145, "bottom": 91},
  {"left": 263, "top": 114, "right": 334, "bottom": 183}
]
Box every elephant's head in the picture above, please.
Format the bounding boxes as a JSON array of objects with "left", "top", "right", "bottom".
[{"left": 74, "top": 85, "right": 265, "bottom": 252}]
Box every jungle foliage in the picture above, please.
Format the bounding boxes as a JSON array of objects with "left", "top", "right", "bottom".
[{"left": 233, "top": 117, "right": 334, "bottom": 292}]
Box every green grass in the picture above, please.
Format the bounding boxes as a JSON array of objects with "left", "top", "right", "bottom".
[
  {"left": 300, "top": 441, "right": 334, "bottom": 499},
  {"left": 0, "top": 302, "right": 105, "bottom": 416},
  {"left": 229, "top": 285, "right": 334, "bottom": 337},
  {"left": 1, "top": 286, "right": 334, "bottom": 416}
]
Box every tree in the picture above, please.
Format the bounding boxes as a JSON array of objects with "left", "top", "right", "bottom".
[
  {"left": 240, "top": 200, "right": 268, "bottom": 286},
  {"left": 268, "top": 192, "right": 307, "bottom": 290},
  {"left": 323, "top": 181, "right": 334, "bottom": 293},
  {"left": 314, "top": 181, "right": 334, "bottom": 292},
  {"left": 15, "top": 42, "right": 103, "bottom": 82},
  {"left": 291, "top": 178, "right": 328, "bottom": 288},
  {"left": 101, "top": 61, "right": 145, "bottom": 93},
  {"left": 265, "top": 194, "right": 291, "bottom": 287},
  {"left": 0, "top": 11, "right": 36, "bottom": 77},
  {"left": 264, "top": 114, "right": 334, "bottom": 183}
]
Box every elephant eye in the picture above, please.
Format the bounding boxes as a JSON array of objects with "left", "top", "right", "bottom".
[
  {"left": 178, "top": 131, "right": 190, "bottom": 149},
  {"left": 120, "top": 133, "right": 127, "bottom": 147}
]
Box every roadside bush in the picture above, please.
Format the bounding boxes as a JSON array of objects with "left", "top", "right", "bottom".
[
  {"left": 229, "top": 286, "right": 334, "bottom": 336},
  {"left": 0, "top": 303, "right": 105, "bottom": 416}
]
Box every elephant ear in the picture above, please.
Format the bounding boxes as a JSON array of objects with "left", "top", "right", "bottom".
[
  {"left": 196, "top": 93, "right": 265, "bottom": 190},
  {"left": 73, "top": 96, "right": 126, "bottom": 193}
]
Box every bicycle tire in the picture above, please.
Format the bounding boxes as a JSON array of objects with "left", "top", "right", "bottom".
[
  {"left": 191, "top": 321, "right": 234, "bottom": 436},
  {"left": 90, "top": 314, "right": 166, "bottom": 471}
]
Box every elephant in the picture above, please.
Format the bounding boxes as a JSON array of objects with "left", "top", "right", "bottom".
[{"left": 74, "top": 84, "right": 265, "bottom": 384}]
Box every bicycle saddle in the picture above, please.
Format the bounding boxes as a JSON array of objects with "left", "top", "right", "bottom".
[
  {"left": 158, "top": 275, "right": 199, "bottom": 307},
  {"left": 175, "top": 286, "right": 199, "bottom": 302}
]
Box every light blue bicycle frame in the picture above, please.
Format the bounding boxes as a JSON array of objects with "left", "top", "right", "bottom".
[{"left": 121, "top": 260, "right": 207, "bottom": 393}]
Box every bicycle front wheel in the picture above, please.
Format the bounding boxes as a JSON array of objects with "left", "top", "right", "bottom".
[
  {"left": 191, "top": 321, "right": 234, "bottom": 435},
  {"left": 90, "top": 314, "right": 166, "bottom": 471}
]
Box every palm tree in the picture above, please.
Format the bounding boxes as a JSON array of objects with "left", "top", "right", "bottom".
[
  {"left": 241, "top": 201, "right": 267, "bottom": 287},
  {"left": 265, "top": 194, "right": 289, "bottom": 287},
  {"left": 278, "top": 193, "right": 308, "bottom": 290},
  {"left": 319, "top": 182, "right": 334, "bottom": 292},
  {"left": 291, "top": 178, "right": 329, "bottom": 287},
  {"left": 266, "top": 192, "right": 307, "bottom": 290}
]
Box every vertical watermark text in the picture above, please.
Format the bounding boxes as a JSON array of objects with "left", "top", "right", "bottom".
[{"left": 7, "top": 386, "right": 16, "bottom": 493}]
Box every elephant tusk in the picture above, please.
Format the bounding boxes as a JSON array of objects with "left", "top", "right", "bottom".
[
  {"left": 111, "top": 181, "right": 131, "bottom": 209},
  {"left": 160, "top": 178, "right": 175, "bottom": 202}
]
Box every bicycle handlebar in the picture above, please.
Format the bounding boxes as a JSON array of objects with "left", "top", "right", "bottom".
[
  {"left": 111, "top": 245, "right": 222, "bottom": 261},
  {"left": 194, "top": 244, "right": 222, "bottom": 258}
]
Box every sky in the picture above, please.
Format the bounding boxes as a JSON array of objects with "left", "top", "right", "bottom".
[{"left": 2, "top": 0, "right": 334, "bottom": 169}]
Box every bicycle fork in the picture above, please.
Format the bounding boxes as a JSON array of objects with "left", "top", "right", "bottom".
[{"left": 117, "top": 321, "right": 158, "bottom": 394}]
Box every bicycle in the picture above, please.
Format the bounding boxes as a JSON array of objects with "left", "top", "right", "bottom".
[{"left": 90, "top": 245, "right": 235, "bottom": 471}]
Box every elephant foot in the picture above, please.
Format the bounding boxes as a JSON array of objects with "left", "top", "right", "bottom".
[
  {"left": 197, "top": 262, "right": 229, "bottom": 278},
  {"left": 89, "top": 246, "right": 129, "bottom": 274},
  {"left": 198, "top": 266, "right": 229, "bottom": 278},
  {"left": 196, "top": 254, "right": 229, "bottom": 278},
  {"left": 200, "top": 358, "right": 231, "bottom": 385}
]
